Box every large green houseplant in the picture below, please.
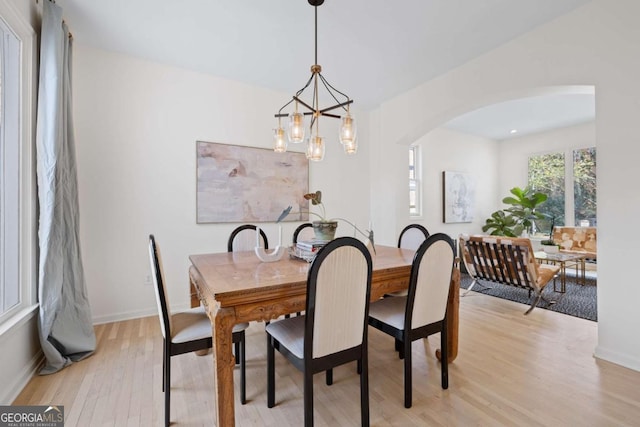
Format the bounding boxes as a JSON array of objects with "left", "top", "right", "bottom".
[{"left": 482, "top": 186, "right": 548, "bottom": 237}]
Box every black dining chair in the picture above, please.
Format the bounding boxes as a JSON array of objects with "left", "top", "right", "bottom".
[
  {"left": 148, "top": 235, "right": 249, "bottom": 427},
  {"left": 387, "top": 224, "right": 430, "bottom": 299},
  {"left": 293, "top": 222, "right": 315, "bottom": 243},
  {"left": 368, "top": 233, "right": 455, "bottom": 408},
  {"left": 397, "top": 224, "right": 430, "bottom": 250},
  {"left": 227, "top": 224, "right": 269, "bottom": 252},
  {"left": 266, "top": 237, "right": 373, "bottom": 426},
  {"left": 291, "top": 222, "right": 315, "bottom": 317}
]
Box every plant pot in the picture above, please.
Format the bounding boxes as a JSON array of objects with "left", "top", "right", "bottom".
[
  {"left": 542, "top": 245, "right": 559, "bottom": 253},
  {"left": 312, "top": 220, "right": 338, "bottom": 241}
]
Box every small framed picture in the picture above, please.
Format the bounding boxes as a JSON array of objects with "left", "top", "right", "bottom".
[{"left": 442, "top": 171, "right": 475, "bottom": 223}]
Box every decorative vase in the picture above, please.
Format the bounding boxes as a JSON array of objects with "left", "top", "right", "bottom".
[{"left": 312, "top": 220, "right": 338, "bottom": 241}]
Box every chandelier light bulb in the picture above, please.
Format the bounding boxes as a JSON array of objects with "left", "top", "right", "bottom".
[
  {"left": 288, "top": 112, "right": 305, "bottom": 143},
  {"left": 306, "top": 136, "right": 325, "bottom": 162},
  {"left": 343, "top": 137, "right": 357, "bottom": 155},
  {"left": 339, "top": 114, "right": 357, "bottom": 146},
  {"left": 273, "top": 127, "right": 287, "bottom": 152}
]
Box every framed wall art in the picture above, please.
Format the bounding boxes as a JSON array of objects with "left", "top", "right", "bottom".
[
  {"left": 442, "top": 171, "right": 475, "bottom": 223},
  {"left": 196, "top": 141, "right": 309, "bottom": 223}
]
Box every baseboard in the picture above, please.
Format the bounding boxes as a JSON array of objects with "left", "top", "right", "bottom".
[
  {"left": 2, "top": 349, "right": 43, "bottom": 405},
  {"left": 91, "top": 307, "right": 157, "bottom": 325},
  {"left": 91, "top": 302, "right": 192, "bottom": 325},
  {"left": 594, "top": 345, "right": 640, "bottom": 373}
]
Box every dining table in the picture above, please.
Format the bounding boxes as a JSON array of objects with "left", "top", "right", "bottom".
[{"left": 188, "top": 244, "right": 460, "bottom": 426}]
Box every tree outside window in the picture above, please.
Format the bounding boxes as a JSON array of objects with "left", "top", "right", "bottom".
[{"left": 528, "top": 147, "right": 596, "bottom": 233}]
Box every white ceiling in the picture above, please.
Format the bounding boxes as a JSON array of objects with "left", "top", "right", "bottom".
[
  {"left": 56, "top": 0, "right": 593, "bottom": 136},
  {"left": 444, "top": 93, "right": 596, "bottom": 140}
]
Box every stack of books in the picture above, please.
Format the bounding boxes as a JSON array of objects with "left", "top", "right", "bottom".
[{"left": 293, "top": 239, "right": 329, "bottom": 262}]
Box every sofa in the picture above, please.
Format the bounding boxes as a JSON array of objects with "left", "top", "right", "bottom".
[{"left": 552, "top": 226, "right": 597, "bottom": 260}]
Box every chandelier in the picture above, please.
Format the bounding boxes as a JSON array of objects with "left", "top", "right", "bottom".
[{"left": 273, "top": 0, "right": 357, "bottom": 161}]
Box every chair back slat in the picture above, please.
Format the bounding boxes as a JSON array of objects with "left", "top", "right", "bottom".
[
  {"left": 500, "top": 244, "right": 521, "bottom": 286},
  {"left": 407, "top": 234, "right": 455, "bottom": 329},
  {"left": 305, "top": 237, "right": 372, "bottom": 360},
  {"left": 149, "top": 235, "right": 172, "bottom": 339}
]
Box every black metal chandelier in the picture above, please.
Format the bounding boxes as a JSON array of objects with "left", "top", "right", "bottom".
[{"left": 273, "top": 0, "right": 357, "bottom": 161}]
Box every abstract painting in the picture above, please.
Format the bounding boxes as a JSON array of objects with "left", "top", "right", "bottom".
[
  {"left": 442, "top": 171, "right": 475, "bottom": 223},
  {"left": 196, "top": 141, "right": 309, "bottom": 223}
]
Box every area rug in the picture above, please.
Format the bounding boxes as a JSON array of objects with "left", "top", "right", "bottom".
[{"left": 460, "top": 272, "right": 597, "bottom": 321}]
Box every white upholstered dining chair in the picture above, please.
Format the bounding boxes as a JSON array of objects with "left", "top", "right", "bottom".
[
  {"left": 386, "top": 224, "right": 430, "bottom": 300},
  {"left": 265, "top": 236, "right": 373, "bottom": 426},
  {"left": 293, "top": 222, "right": 315, "bottom": 244},
  {"left": 227, "top": 224, "right": 269, "bottom": 252},
  {"left": 148, "top": 235, "right": 249, "bottom": 426},
  {"left": 368, "top": 233, "right": 455, "bottom": 408},
  {"left": 398, "top": 223, "right": 430, "bottom": 250}
]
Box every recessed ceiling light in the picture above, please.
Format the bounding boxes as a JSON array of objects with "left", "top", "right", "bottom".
[{"left": 510, "top": 129, "right": 518, "bottom": 134}]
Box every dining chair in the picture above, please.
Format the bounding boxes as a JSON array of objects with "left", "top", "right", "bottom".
[
  {"left": 293, "top": 222, "right": 315, "bottom": 243},
  {"left": 266, "top": 237, "right": 373, "bottom": 427},
  {"left": 228, "top": 224, "right": 283, "bottom": 321},
  {"left": 227, "top": 224, "right": 269, "bottom": 252},
  {"left": 148, "top": 235, "right": 249, "bottom": 427},
  {"left": 387, "top": 224, "right": 430, "bottom": 298},
  {"left": 368, "top": 233, "right": 455, "bottom": 408},
  {"left": 291, "top": 222, "right": 315, "bottom": 317},
  {"left": 397, "top": 224, "right": 430, "bottom": 250}
]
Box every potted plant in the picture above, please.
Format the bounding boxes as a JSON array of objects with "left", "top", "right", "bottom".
[
  {"left": 482, "top": 186, "right": 548, "bottom": 237},
  {"left": 301, "top": 191, "right": 338, "bottom": 240},
  {"left": 482, "top": 210, "right": 523, "bottom": 237},
  {"left": 277, "top": 190, "right": 374, "bottom": 250}
]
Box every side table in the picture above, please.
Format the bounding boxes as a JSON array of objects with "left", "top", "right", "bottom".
[{"left": 534, "top": 251, "right": 587, "bottom": 293}]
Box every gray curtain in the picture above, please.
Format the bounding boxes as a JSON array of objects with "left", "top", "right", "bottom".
[{"left": 36, "top": 0, "right": 95, "bottom": 375}]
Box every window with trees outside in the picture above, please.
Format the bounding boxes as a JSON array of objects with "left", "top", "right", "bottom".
[
  {"left": 409, "top": 145, "right": 421, "bottom": 216},
  {"left": 528, "top": 147, "right": 596, "bottom": 234}
]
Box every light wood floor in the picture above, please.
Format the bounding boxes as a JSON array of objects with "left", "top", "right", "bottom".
[{"left": 14, "top": 291, "right": 640, "bottom": 426}]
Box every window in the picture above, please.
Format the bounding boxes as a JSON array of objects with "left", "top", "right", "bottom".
[
  {"left": 409, "top": 145, "right": 421, "bottom": 216},
  {"left": 528, "top": 147, "right": 596, "bottom": 233},
  {"left": 573, "top": 147, "right": 597, "bottom": 226},
  {"left": 0, "top": 4, "right": 36, "bottom": 326},
  {"left": 528, "top": 152, "right": 565, "bottom": 231},
  {"left": 1, "top": 17, "right": 21, "bottom": 320}
]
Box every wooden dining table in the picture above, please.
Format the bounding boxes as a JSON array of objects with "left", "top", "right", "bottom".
[{"left": 188, "top": 244, "right": 459, "bottom": 427}]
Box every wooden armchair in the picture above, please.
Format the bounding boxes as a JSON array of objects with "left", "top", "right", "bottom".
[{"left": 459, "top": 234, "right": 560, "bottom": 314}]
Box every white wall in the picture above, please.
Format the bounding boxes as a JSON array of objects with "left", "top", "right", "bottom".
[
  {"left": 72, "top": 44, "right": 371, "bottom": 323},
  {"left": 498, "top": 121, "right": 596, "bottom": 201},
  {"left": 370, "top": 0, "right": 640, "bottom": 371},
  {"left": 412, "top": 127, "right": 499, "bottom": 239}
]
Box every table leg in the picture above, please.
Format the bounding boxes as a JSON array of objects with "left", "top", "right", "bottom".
[
  {"left": 436, "top": 267, "right": 459, "bottom": 363},
  {"left": 553, "top": 261, "right": 567, "bottom": 293},
  {"left": 211, "top": 305, "right": 237, "bottom": 427}
]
